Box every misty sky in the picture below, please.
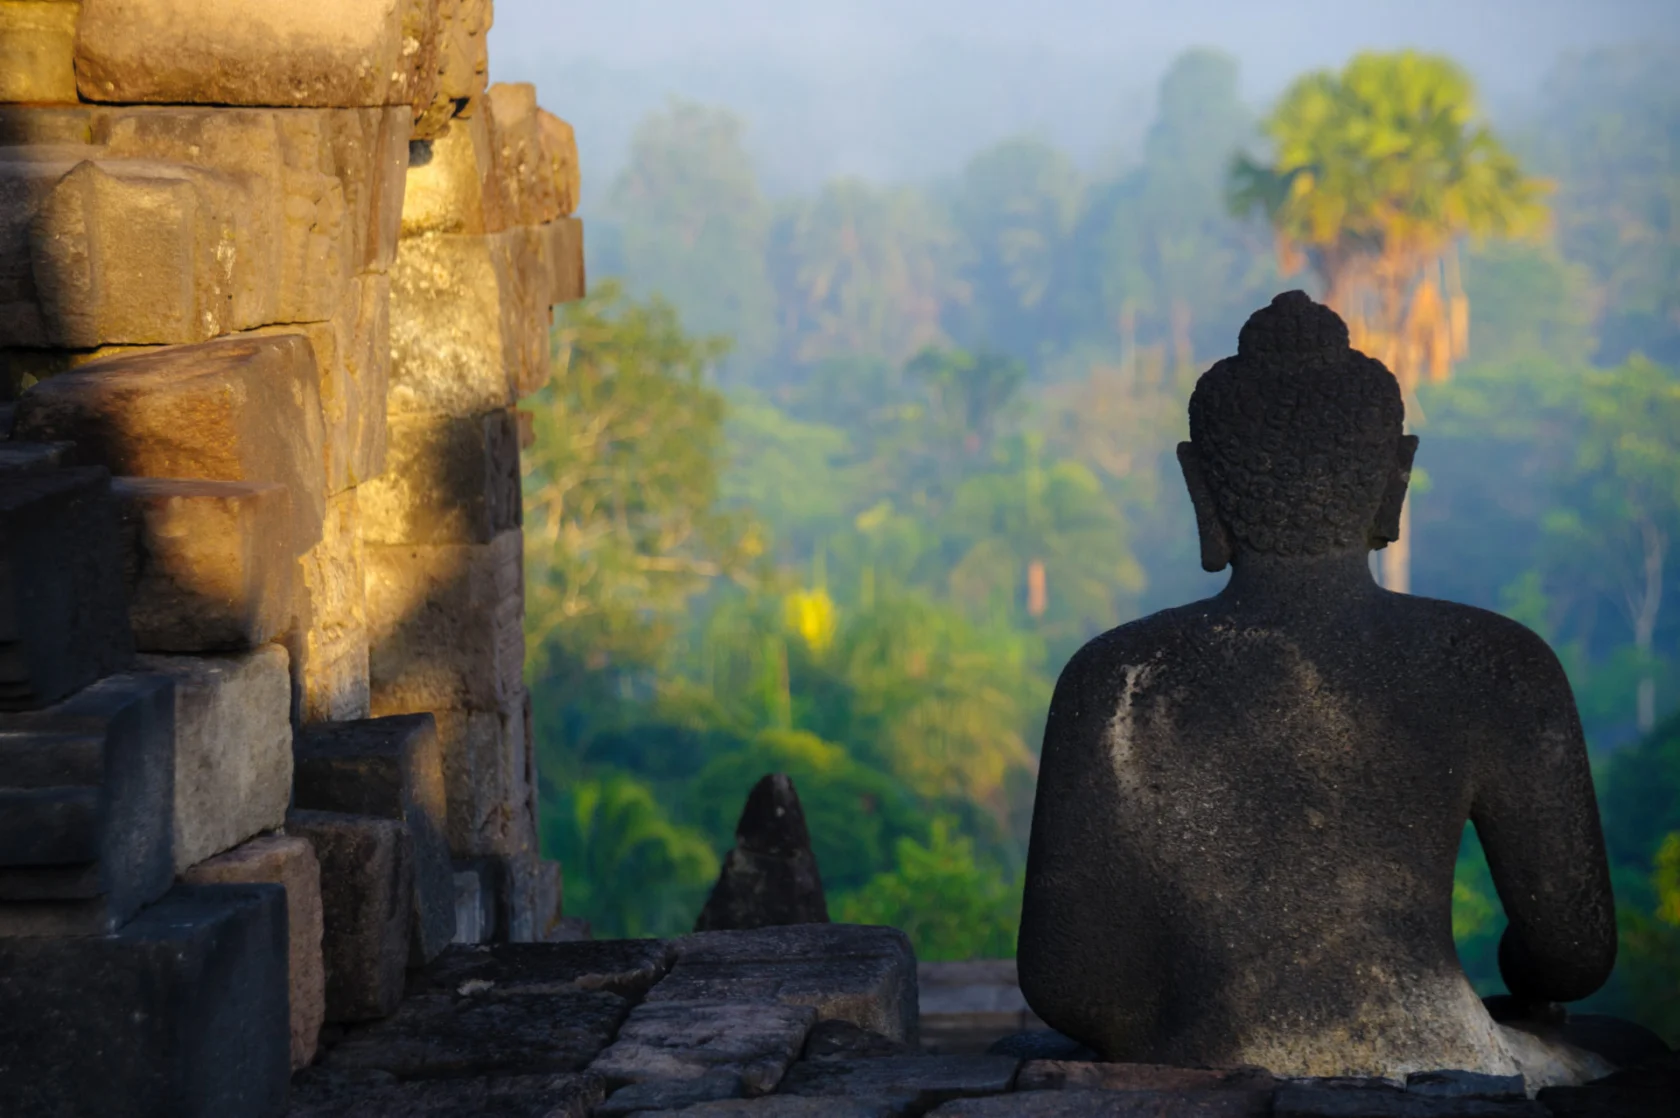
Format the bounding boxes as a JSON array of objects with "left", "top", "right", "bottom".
[{"left": 488, "top": 0, "right": 1679, "bottom": 197}]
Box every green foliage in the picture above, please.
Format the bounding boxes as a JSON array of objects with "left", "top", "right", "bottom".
[
  {"left": 529, "top": 49, "right": 1680, "bottom": 1048},
  {"left": 836, "top": 819, "right": 1022, "bottom": 962},
  {"left": 1620, "top": 832, "right": 1680, "bottom": 1043}
]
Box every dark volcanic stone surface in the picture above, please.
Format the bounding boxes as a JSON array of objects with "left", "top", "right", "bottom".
[
  {"left": 0, "top": 672, "right": 175, "bottom": 934},
  {"left": 1017, "top": 1061, "right": 1274, "bottom": 1095},
  {"left": 288, "top": 810, "right": 414, "bottom": 1023},
  {"left": 324, "top": 989, "right": 629, "bottom": 1078},
  {"left": 987, "top": 1032, "right": 1098, "bottom": 1063},
  {"left": 695, "top": 773, "right": 830, "bottom": 933},
  {"left": 0, "top": 883, "right": 290, "bottom": 1118},
  {"left": 803, "top": 1019, "right": 915, "bottom": 1061},
  {"left": 640, "top": 1099, "right": 907, "bottom": 1117},
  {"left": 1404, "top": 1070, "right": 1525, "bottom": 1099},
  {"left": 410, "top": 939, "right": 675, "bottom": 1000},
  {"left": 0, "top": 467, "right": 135, "bottom": 711},
  {"left": 1019, "top": 291, "right": 1616, "bottom": 1075},
  {"left": 927, "top": 1088, "right": 1267, "bottom": 1116},
  {"left": 1537, "top": 1084, "right": 1677, "bottom": 1118},
  {"left": 590, "top": 999, "right": 817, "bottom": 1096},
  {"left": 1273, "top": 1082, "right": 1545, "bottom": 1117},
  {"left": 293, "top": 714, "right": 456, "bottom": 965},
  {"left": 596, "top": 1070, "right": 744, "bottom": 1115},
  {"left": 289, "top": 1069, "right": 606, "bottom": 1117},
  {"left": 665, "top": 925, "right": 918, "bottom": 1043},
  {"left": 777, "top": 1054, "right": 1020, "bottom": 1109}
]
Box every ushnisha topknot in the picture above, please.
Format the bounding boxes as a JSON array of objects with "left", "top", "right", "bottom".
[
  {"left": 1187, "top": 291, "right": 1404, "bottom": 557},
  {"left": 1236, "top": 288, "right": 1352, "bottom": 360}
]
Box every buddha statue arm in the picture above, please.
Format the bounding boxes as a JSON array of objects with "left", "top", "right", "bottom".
[{"left": 1470, "top": 638, "right": 1616, "bottom": 1006}]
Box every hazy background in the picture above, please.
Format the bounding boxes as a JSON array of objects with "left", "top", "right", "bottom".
[{"left": 490, "top": 0, "right": 1680, "bottom": 196}]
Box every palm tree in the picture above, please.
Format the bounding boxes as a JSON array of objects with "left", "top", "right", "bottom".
[{"left": 1229, "top": 51, "right": 1549, "bottom": 592}]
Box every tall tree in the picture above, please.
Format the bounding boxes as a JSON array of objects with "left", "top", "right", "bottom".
[
  {"left": 606, "top": 101, "right": 778, "bottom": 378},
  {"left": 1229, "top": 50, "right": 1548, "bottom": 593}
]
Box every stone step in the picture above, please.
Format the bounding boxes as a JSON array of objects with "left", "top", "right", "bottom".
[
  {"left": 0, "top": 882, "right": 290, "bottom": 1117},
  {"left": 0, "top": 672, "right": 174, "bottom": 935},
  {"left": 293, "top": 714, "right": 455, "bottom": 966},
  {"left": 0, "top": 466, "right": 135, "bottom": 710}
]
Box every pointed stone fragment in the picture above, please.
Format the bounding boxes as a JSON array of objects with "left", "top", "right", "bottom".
[{"left": 694, "top": 773, "right": 830, "bottom": 933}]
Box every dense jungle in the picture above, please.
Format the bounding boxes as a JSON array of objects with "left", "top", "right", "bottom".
[{"left": 517, "top": 43, "right": 1680, "bottom": 1039}]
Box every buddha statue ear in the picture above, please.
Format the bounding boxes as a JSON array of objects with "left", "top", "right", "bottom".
[
  {"left": 1371, "top": 434, "right": 1420, "bottom": 548},
  {"left": 1177, "top": 442, "right": 1233, "bottom": 573}
]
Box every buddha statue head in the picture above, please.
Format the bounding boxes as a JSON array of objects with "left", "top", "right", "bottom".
[{"left": 1176, "top": 290, "right": 1419, "bottom": 572}]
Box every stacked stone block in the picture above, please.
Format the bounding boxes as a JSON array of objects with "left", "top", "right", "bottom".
[
  {"left": 0, "top": 0, "right": 586, "bottom": 1110},
  {"left": 366, "top": 76, "right": 583, "bottom": 945}
]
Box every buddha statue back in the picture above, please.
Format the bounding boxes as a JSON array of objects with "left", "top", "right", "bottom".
[{"left": 1017, "top": 291, "right": 1617, "bottom": 1080}]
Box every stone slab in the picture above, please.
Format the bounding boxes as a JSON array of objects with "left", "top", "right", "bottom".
[
  {"left": 294, "top": 485, "right": 372, "bottom": 725},
  {"left": 410, "top": 939, "right": 675, "bottom": 1001},
  {"left": 0, "top": 883, "right": 290, "bottom": 1117},
  {"left": 181, "top": 833, "right": 325, "bottom": 1070},
  {"left": 74, "top": 0, "right": 439, "bottom": 109},
  {"left": 1273, "top": 1082, "right": 1546, "bottom": 1118},
  {"left": 293, "top": 713, "right": 454, "bottom": 965},
  {"left": 454, "top": 864, "right": 492, "bottom": 943},
  {"left": 325, "top": 988, "right": 630, "bottom": 1078},
  {"left": 504, "top": 849, "right": 565, "bottom": 943},
  {"left": 287, "top": 809, "right": 413, "bottom": 1023},
  {"left": 589, "top": 999, "right": 818, "bottom": 1096},
  {"left": 1404, "top": 1071, "right": 1526, "bottom": 1100},
  {"left": 538, "top": 111, "right": 580, "bottom": 219},
  {"left": 388, "top": 229, "right": 524, "bottom": 416},
  {"left": 1017, "top": 1063, "right": 1276, "bottom": 1094},
  {"left": 598, "top": 1071, "right": 743, "bottom": 1116},
  {"left": 927, "top": 1090, "right": 1265, "bottom": 1117},
  {"left": 13, "top": 335, "right": 328, "bottom": 546},
  {"left": 289, "top": 1070, "right": 606, "bottom": 1118},
  {"left": 0, "top": 467, "right": 134, "bottom": 710},
  {"left": 0, "top": 672, "right": 174, "bottom": 935},
  {"left": 778, "top": 1055, "right": 1020, "bottom": 1111},
  {"left": 4, "top": 153, "right": 272, "bottom": 348},
  {"left": 113, "top": 477, "right": 296, "bottom": 653},
  {"left": 804, "top": 1020, "right": 916, "bottom": 1061},
  {"left": 359, "top": 408, "right": 521, "bottom": 545},
  {"left": 136, "top": 645, "right": 292, "bottom": 872},
  {"left": 1536, "top": 1084, "right": 1675, "bottom": 1118},
  {"left": 402, "top": 100, "right": 507, "bottom": 236},
  {"left": 666, "top": 925, "right": 918, "bottom": 1044},
  {"left": 632, "top": 1099, "right": 906, "bottom": 1117},
  {"left": 486, "top": 83, "right": 562, "bottom": 228},
  {"left": 0, "top": 1, "right": 77, "bottom": 104}
]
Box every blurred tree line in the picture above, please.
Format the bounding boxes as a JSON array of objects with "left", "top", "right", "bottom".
[{"left": 524, "top": 43, "right": 1680, "bottom": 1033}]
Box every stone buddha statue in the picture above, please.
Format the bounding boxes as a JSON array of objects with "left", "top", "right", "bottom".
[{"left": 1018, "top": 291, "right": 1618, "bottom": 1082}]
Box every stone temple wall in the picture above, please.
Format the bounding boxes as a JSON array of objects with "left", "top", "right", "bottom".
[{"left": 0, "top": 0, "right": 582, "bottom": 1106}]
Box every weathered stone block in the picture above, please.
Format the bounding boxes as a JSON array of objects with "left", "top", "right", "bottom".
[
  {"left": 15, "top": 155, "right": 272, "bottom": 347},
  {"left": 1016, "top": 1062, "right": 1276, "bottom": 1094},
  {"left": 0, "top": 439, "right": 71, "bottom": 474},
  {"left": 0, "top": 467, "right": 134, "bottom": 710},
  {"left": 596, "top": 1072, "right": 742, "bottom": 1116},
  {"left": 452, "top": 857, "right": 499, "bottom": 943},
  {"left": 411, "top": 938, "right": 675, "bottom": 1001},
  {"left": 0, "top": 1, "right": 78, "bottom": 103},
  {"left": 290, "top": 1070, "right": 605, "bottom": 1118},
  {"left": 486, "top": 83, "right": 561, "bottom": 228},
  {"left": 0, "top": 672, "right": 174, "bottom": 935},
  {"left": 428, "top": 703, "right": 533, "bottom": 858},
  {"left": 293, "top": 713, "right": 454, "bottom": 965},
  {"left": 288, "top": 809, "right": 413, "bottom": 1023},
  {"left": 360, "top": 409, "right": 521, "bottom": 545},
  {"left": 778, "top": 1055, "right": 1021, "bottom": 1111},
  {"left": 0, "top": 883, "right": 290, "bottom": 1117},
  {"left": 590, "top": 999, "right": 817, "bottom": 1096},
  {"left": 402, "top": 102, "right": 506, "bottom": 237},
  {"left": 137, "top": 645, "right": 292, "bottom": 872},
  {"left": 538, "top": 216, "right": 587, "bottom": 306},
  {"left": 346, "top": 272, "right": 393, "bottom": 479},
  {"left": 113, "top": 478, "right": 296, "bottom": 653},
  {"left": 326, "top": 989, "right": 630, "bottom": 1078},
  {"left": 666, "top": 924, "right": 920, "bottom": 1044},
  {"left": 12, "top": 335, "right": 328, "bottom": 545},
  {"left": 75, "top": 0, "right": 441, "bottom": 110},
  {"left": 387, "top": 230, "right": 521, "bottom": 416},
  {"left": 927, "top": 1090, "right": 1264, "bottom": 1117},
  {"left": 438, "top": 0, "right": 491, "bottom": 103},
  {"left": 1272, "top": 1081, "right": 1544, "bottom": 1117},
  {"left": 538, "top": 111, "right": 580, "bottom": 218},
  {"left": 364, "top": 527, "right": 524, "bottom": 722},
  {"left": 181, "top": 834, "right": 325, "bottom": 1070},
  {"left": 295, "top": 486, "right": 371, "bottom": 724},
  {"left": 0, "top": 103, "right": 92, "bottom": 145},
  {"left": 506, "top": 223, "right": 557, "bottom": 396},
  {"left": 503, "top": 850, "right": 565, "bottom": 943}
]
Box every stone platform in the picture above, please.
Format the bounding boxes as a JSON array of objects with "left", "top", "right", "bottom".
[{"left": 288, "top": 926, "right": 1676, "bottom": 1118}]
